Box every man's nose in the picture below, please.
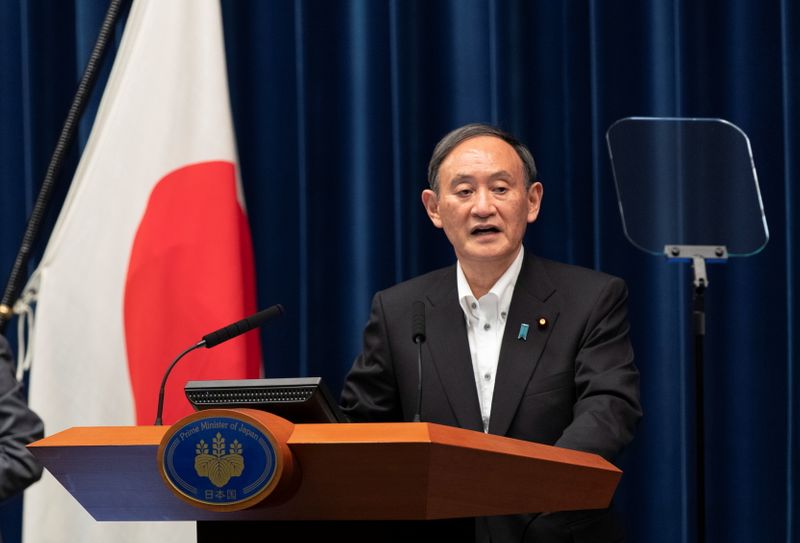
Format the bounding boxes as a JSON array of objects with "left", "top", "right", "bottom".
[{"left": 471, "top": 188, "right": 495, "bottom": 216}]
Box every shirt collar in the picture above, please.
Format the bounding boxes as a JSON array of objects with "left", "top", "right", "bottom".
[{"left": 456, "top": 246, "right": 525, "bottom": 322}]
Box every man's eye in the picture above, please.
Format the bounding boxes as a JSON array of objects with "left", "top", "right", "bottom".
[
  {"left": 493, "top": 186, "right": 508, "bottom": 194},
  {"left": 457, "top": 189, "right": 473, "bottom": 197}
]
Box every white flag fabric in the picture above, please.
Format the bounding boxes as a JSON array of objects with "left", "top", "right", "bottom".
[{"left": 21, "top": 0, "right": 261, "bottom": 541}]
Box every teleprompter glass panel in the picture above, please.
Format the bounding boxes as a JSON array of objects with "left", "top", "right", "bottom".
[{"left": 606, "top": 117, "right": 768, "bottom": 257}]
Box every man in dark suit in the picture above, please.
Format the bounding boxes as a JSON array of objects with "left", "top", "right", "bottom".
[{"left": 341, "top": 123, "right": 641, "bottom": 542}]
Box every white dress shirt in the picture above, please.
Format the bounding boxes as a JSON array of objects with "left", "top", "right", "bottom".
[{"left": 456, "top": 246, "right": 525, "bottom": 432}]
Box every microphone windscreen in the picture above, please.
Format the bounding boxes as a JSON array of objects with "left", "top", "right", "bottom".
[
  {"left": 411, "top": 301, "right": 426, "bottom": 343},
  {"left": 203, "top": 304, "right": 284, "bottom": 348}
]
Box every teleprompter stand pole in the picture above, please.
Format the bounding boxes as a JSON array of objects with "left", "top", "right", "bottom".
[{"left": 665, "top": 245, "right": 727, "bottom": 543}]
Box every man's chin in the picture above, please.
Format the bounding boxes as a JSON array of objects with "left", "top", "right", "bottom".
[{"left": 458, "top": 244, "right": 517, "bottom": 264}]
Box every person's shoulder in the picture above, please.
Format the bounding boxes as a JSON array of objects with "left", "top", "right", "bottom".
[
  {"left": 532, "top": 254, "right": 622, "bottom": 284},
  {"left": 375, "top": 264, "right": 455, "bottom": 303},
  {"left": 526, "top": 254, "right": 627, "bottom": 301}
]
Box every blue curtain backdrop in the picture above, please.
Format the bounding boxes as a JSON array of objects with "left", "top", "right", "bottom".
[{"left": 0, "top": 1, "right": 797, "bottom": 542}]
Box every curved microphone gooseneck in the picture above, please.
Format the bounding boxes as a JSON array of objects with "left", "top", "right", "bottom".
[{"left": 154, "top": 304, "right": 285, "bottom": 425}]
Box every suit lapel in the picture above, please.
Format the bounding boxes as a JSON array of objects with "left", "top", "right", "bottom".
[
  {"left": 489, "top": 255, "right": 560, "bottom": 436},
  {"left": 425, "top": 268, "right": 484, "bottom": 432}
]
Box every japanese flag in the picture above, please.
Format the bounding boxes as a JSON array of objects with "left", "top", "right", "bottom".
[{"left": 21, "top": 0, "right": 261, "bottom": 541}]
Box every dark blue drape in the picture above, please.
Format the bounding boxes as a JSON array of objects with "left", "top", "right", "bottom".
[{"left": 1, "top": 1, "right": 798, "bottom": 542}]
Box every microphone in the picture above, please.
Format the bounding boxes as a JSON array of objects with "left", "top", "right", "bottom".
[
  {"left": 203, "top": 304, "right": 284, "bottom": 348},
  {"left": 411, "top": 301, "right": 426, "bottom": 422},
  {"left": 412, "top": 300, "right": 426, "bottom": 344},
  {"left": 154, "top": 304, "right": 285, "bottom": 425}
]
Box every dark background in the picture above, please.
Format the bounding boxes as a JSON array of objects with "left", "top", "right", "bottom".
[{"left": 0, "top": 1, "right": 798, "bottom": 542}]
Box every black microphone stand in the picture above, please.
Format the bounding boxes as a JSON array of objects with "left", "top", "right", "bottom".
[
  {"left": 411, "top": 301, "right": 426, "bottom": 422},
  {"left": 413, "top": 336, "right": 424, "bottom": 422}
]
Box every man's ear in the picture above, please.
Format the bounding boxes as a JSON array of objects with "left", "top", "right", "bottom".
[
  {"left": 421, "top": 189, "right": 443, "bottom": 228},
  {"left": 527, "top": 181, "right": 543, "bottom": 223}
]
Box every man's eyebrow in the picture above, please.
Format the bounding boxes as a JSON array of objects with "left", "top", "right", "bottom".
[
  {"left": 448, "top": 174, "right": 475, "bottom": 186},
  {"left": 488, "top": 170, "right": 514, "bottom": 180},
  {"left": 448, "top": 170, "right": 514, "bottom": 186}
]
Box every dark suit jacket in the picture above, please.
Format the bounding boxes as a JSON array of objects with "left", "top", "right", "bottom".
[
  {"left": 341, "top": 252, "right": 642, "bottom": 542},
  {"left": 0, "top": 335, "right": 44, "bottom": 502}
]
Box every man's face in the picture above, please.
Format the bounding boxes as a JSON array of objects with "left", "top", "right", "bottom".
[{"left": 421, "top": 135, "right": 543, "bottom": 268}]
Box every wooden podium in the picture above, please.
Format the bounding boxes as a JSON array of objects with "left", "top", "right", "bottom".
[{"left": 29, "top": 410, "right": 621, "bottom": 539}]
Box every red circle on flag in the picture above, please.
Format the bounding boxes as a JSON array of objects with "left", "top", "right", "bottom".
[{"left": 124, "top": 160, "right": 261, "bottom": 425}]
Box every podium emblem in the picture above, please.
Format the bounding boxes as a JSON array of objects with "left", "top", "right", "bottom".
[
  {"left": 159, "top": 410, "right": 282, "bottom": 510},
  {"left": 194, "top": 433, "right": 244, "bottom": 487}
]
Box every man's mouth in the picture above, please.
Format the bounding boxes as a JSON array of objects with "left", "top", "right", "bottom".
[{"left": 471, "top": 225, "right": 501, "bottom": 236}]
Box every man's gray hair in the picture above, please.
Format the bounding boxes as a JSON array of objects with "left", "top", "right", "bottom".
[{"left": 426, "top": 123, "right": 538, "bottom": 193}]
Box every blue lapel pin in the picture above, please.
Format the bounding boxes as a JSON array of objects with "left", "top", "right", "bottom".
[{"left": 517, "top": 323, "right": 530, "bottom": 341}]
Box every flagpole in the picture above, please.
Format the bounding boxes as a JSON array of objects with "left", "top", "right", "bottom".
[{"left": 0, "top": 0, "right": 128, "bottom": 333}]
